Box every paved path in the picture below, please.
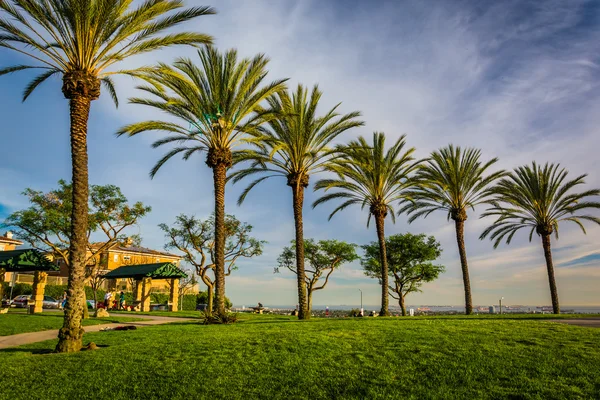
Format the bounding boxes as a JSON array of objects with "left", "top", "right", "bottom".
[
  {"left": 550, "top": 318, "right": 600, "bottom": 328},
  {"left": 0, "top": 315, "right": 196, "bottom": 349}
]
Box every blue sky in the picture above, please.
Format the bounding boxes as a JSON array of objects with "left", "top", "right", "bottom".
[{"left": 1, "top": 0, "right": 600, "bottom": 307}]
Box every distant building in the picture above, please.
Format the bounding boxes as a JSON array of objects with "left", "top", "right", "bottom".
[
  {"left": 0, "top": 231, "right": 22, "bottom": 251},
  {"left": 1, "top": 234, "right": 187, "bottom": 293}
]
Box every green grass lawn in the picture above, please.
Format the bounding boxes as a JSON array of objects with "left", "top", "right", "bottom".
[
  {"left": 0, "top": 312, "right": 145, "bottom": 336},
  {"left": 0, "top": 315, "right": 599, "bottom": 399}
]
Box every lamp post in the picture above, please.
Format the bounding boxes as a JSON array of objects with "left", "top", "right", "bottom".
[
  {"left": 499, "top": 297, "right": 504, "bottom": 315},
  {"left": 358, "top": 289, "right": 363, "bottom": 316}
]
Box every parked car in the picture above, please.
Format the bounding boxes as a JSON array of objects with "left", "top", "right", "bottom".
[
  {"left": 11, "top": 295, "right": 61, "bottom": 309},
  {"left": 87, "top": 300, "right": 96, "bottom": 309},
  {"left": 1, "top": 298, "right": 13, "bottom": 307},
  {"left": 43, "top": 296, "right": 61, "bottom": 309},
  {"left": 11, "top": 295, "right": 29, "bottom": 308}
]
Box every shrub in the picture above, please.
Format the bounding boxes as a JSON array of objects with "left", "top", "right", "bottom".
[
  {"left": 201, "top": 311, "right": 238, "bottom": 325},
  {"left": 1, "top": 282, "right": 32, "bottom": 298},
  {"left": 348, "top": 308, "right": 363, "bottom": 317},
  {"left": 181, "top": 294, "right": 197, "bottom": 311}
]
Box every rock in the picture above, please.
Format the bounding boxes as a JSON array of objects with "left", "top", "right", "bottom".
[
  {"left": 82, "top": 342, "right": 98, "bottom": 351},
  {"left": 94, "top": 308, "right": 110, "bottom": 318}
]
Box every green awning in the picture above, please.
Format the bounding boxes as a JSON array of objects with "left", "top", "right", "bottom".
[
  {"left": 0, "top": 249, "right": 59, "bottom": 272},
  {"left": 103, "top": 262, "right": 187, "bottom": 279}
]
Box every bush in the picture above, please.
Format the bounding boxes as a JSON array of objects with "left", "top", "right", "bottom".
[
  {"left": 196, "top": 291, "right": 233, "bottom": 309},
  {"left": 201, "top": 311, "right": 238, "bottom": 325},
  {"left": 348, "top": 308, "right": 363, "bottom": 317},
  {"left": 1, "top": 282, "right": 32, "bottom": 298},
  {"left": 181, "top": 294, "right": 196, "bottom": 311}
]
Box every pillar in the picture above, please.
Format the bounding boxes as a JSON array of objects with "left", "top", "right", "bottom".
[
  {"left": 141, "top": 277, "right": 152, "bottom": 312},
  {"left": 134, "top": 279, "right": 143, "bottom": 302},
  {"left": 169, "top": 278, "right": 179, "bottom": 312},
  {"left": 0, "top": 268, "right": 5, "bottom": 301},
  {"left": 30, "top": 271, "right": 48, "bottom": 314}
]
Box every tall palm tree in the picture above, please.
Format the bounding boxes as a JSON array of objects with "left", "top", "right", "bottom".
[
  {"left": 480, "top": 162, "right": 600, "bottom": 314},
  {"left": 399, "top": 145, "right": 505, "bottom": 315},
  {"left": 0, "top": 0, "right": 214, "bottom": 352},
  {"left": 313, "top": 132, "right": 418, "bottom": 316},
  {"left": 229, "top": 84, "right": 363, "bottom": 320},
  {"left": 117, "top": 46, "right": 287, "bottom": 315}
]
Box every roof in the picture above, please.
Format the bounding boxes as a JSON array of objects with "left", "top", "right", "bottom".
[
  {"left": 89, "top": 242, "right": 181, "bottom": 259},
  {"left": 0, "top": 249, "right": 59, "bottom": 272},
  {"left": 0, "top": 236, "right": 23, "bottom": 245},
  {"left": 103, "top": 262, "right": 187, "bottom": 279}
]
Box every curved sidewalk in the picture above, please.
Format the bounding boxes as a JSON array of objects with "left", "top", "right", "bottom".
[
  {"left": 549, "top": 318, "right": 600, "bottom": 328},
  {"left": 0, "top": 314, "right": 196, "bottom": 349}
]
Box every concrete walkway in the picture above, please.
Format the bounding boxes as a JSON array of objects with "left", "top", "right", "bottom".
[
  {"left": 550, "top": 318, "right": 600, "bottom": 328},
  {"left": 0, "top": 314, "right": 196, "bottom": 349}
]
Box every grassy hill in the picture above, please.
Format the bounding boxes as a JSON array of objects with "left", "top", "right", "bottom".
[{"left": 1, "top": 314, "right": 599, "bottom": 399}]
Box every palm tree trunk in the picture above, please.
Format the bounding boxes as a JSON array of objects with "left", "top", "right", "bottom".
[
  {"left": 213, "top": 163, "right": 227, "bottom": 316},
  {"left": 374, "top": 213, "right": 389, "bottom": 316},
  {"left": 454, "top": 219, "right": 473, "bottom": 315},
  {"left": 307, "top": 288, "right": 313, "bottom": 316},
  {"left": 55, "top": 95, "right": 91, "bottom": 353},
  {"left": 541, "top": 234, "right": 560, "bottom": 314},
  {"left": 399, "top": 295, "right": 406, "bottom": 316},
  {"left": 207, "top": 284, "right": 214, "bottom": 315},
  {"left": 291, "top": 183, "right": 309, "bottom": 320}
]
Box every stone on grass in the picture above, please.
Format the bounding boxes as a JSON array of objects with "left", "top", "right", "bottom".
[
  {"left": 94, "top": 308, "right": 110, "bottom": 318},
  {"left": 82, "top": 342, "right": 98, "bottom": 351}
]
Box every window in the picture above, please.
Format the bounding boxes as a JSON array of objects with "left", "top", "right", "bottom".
[
  {"left": 0, "top": 244, "right": 4, "bottom": 251},
  {"left": 113, "top": 254, "right": 118, "bottom": 262},
  {"left": 123, "top": 255, "right": 131, "bottom": 261}
]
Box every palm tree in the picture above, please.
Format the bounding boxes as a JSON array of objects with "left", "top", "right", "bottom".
[
  {"left": 399, "top": 145, "right": 505, "bottom": 315},
  {"left": 480, "top": 162, "right": 600, "bottom": 314},
  {"left": 0, "top": 0, "right": 214, "bottom": 352},
  {"left": 313, "top": 132, "right": 418, "bottom": 316},
  {"left": 229, "top": 84, "right": 363, "bottom": 319},
  {"left": 117, "top": 46, "right": 287, "bottom": 315}
]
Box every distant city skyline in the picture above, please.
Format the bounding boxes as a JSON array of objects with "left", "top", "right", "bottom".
[{"left": 1, "top": 0, "right": 599, "bottom": 306}]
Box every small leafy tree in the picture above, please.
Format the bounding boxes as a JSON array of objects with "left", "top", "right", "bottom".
[
  {"left": 276, "top": 239, "right": 358, "bottom": 314},
  {"left": 362, "top": 233, "right": 445, "bottom": 316},
  {"left": 3, "top": 180, "right": 151, "bottom": 311},
  {"left": 159, "top": 214, "right": 264, "bottom": 314}
]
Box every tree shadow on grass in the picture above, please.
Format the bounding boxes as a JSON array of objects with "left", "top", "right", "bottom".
[{"left": 0, "top": 343, "right": 109, "bottom": 355}]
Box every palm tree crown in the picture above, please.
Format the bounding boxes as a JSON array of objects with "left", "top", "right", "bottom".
[
  {"left": 480, "top": 162, "right": 600, "bottom": 247},
  {"left": 400, "top": 145, "right": 505, "bottom": 222},
  {"left": 230, "top": 84, "right": 364, "bottom": 203},
  {"left": 117, "top": 45, "right": 287, "bottom": 173},
  {"left": 0, "top": 0, "right": 214, "bottom": 103},
  {"left": 313, "top": 132, "right": 418, "bottom": 226}
]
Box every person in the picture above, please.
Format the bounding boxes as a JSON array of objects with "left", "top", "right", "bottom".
[
  {"left": 258, "top": 302, "right": 263, "bottom": 308},
  {"left": 119, "top": 291, "right": 125, "bottom": 310},
  {"left": 104, "top": 291, "right": 113, "bottom": 310},
  {"left": 61, "top": 291, "right": 67, "bottom": 309}
]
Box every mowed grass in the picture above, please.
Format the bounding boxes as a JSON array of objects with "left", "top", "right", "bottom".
[
  {"left": 0, "top": 311, "right": 145, "bottom": 336},
  {"left": 0, "top": 316, "right": 599, "bottom": 399}
]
